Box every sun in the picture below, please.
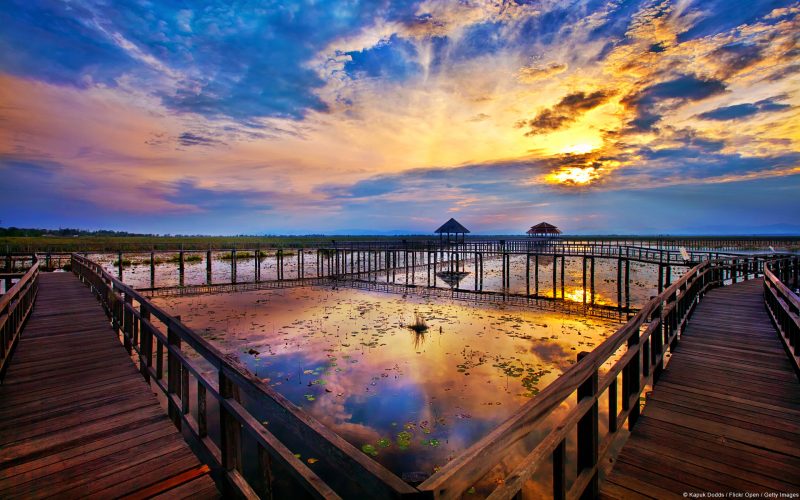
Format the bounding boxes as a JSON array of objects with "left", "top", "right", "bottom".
[
  {"left": 545, "top": 166, "right": 599, "bottom": 185},
  {"left": 560, "top": 143, "right": 597, "bottom": 155}
]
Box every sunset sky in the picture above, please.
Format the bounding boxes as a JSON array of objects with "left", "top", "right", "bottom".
[{"left": 1, "top": 0, "right": 798, "bottom": 235}]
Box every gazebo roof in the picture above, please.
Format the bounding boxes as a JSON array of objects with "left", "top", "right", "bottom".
[
  {"left": 527, "top": 222, "right": 561, "bottom": 234},
  {"left": 435, "top": 218, "right": 471, "bottom": 234}
]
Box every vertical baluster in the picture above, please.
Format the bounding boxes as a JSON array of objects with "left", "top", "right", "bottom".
[
  {"left": 553, "top": 439, "right": 566, "bottom": 500},
  {"left": 167, "top": 320, "right": 182, "bottom": 429},
  {"left": 123, "top": 294, "right": 133, "bottom": 355},
  {"left": 140, "top": 306, "right": 151, "bottom": 383},
  {"left": 220, "top": 369, "right": 242, "bottom": 474},
  {"left": 608, "top": 376, "right": 618, "bottom": 433},
  {"left": 577, "top": 351, "right": 599, "bottom": 499},
  {"left": 198, "top": 381, "right": 207, "bottom": 438}
]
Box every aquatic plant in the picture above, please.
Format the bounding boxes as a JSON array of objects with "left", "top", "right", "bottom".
[{"left": 408, "top": 312, "right": 428, "bottom": 334}]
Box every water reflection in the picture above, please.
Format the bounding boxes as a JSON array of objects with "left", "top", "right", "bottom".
[
  {"left": 154, "top": 286, "right": 619, "bottom": 478},
  {"left": 435, "top": 271, "right": 471, "bottom": 289}
]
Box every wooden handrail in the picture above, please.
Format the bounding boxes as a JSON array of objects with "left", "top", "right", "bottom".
[
  {"left": 418, "top": 256, "right": 757, "bottom": 499},
  {"left": 68, "top": 250, "right": 785, "bottom": 498},
  {"left": 70, "top": 254, "right": 418, "bottom": 499},
  {"left": 764, "top": 257, "right": 800, "bottom": 378},
  {"left": 0, "top": 260, "right": 40, "bottom": 381}
]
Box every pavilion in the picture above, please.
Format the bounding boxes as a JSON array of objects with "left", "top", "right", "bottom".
[
  {"left": 435, "top": 218, "right": 470, "bottom": 243},
  {"left": 527, "top": 222, "right": 561, "bottom": 238}
]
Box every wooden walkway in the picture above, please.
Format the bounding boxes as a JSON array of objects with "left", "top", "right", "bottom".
[
  {"left": 0, "top": 273, "right": 219, "bottom": 499},
  {"left": 601, "top": 279, "right": 800, "bottom": 498}
]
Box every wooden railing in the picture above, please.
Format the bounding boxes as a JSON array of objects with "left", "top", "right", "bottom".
[
  {"left": 416, "top": 257, "right": 754, "bottom": 499},
  {"left": 71, "top": 254, "right": 417, "bottom": 499},
  {"left": 68, "top": 251, "right": 780, "bottom": 499},
  {"left": 764, "top": 256, "right": 800, "bottom": 377},
  {"left": 0, "top": 259, "right": 39, "bottom": 381}
]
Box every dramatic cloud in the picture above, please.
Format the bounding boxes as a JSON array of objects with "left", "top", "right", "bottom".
[
  {"left": 177, "top": 132, "right": 223, "bottom": 147},
  {"left": 1, "top": 0, "right": 799, "bottom": 234},
  {"left": 622, "top": 74, "right": 727, "bottom": 131},
  {"left": 518, "top": 90, "right": 614, "bottom": 135},
  {"left": 697, "top": 97, "right": 791, "bottom": 121}
]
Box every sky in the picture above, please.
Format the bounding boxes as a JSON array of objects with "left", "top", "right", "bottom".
[{"left": 1, "top": 0, "right": 799, "bottom": 235}]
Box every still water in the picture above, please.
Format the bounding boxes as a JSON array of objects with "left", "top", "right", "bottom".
[{"left": 154, "top": 286, "right": 620, "bottom": 479}]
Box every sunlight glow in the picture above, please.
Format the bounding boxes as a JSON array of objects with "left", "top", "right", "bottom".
[
  {"left": 545, "top": 167, "right": 600, "bottom": 185},
  {"left": 561, "top": 143, "right": 597, "bottom": 155}
]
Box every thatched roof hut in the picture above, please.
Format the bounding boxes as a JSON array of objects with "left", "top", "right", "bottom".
[
  {"left": 435, "top": 218, "right": 470, "bottom": 243},
  {"left": 527, "top": 222, "right": 561, "bottom": 237}
]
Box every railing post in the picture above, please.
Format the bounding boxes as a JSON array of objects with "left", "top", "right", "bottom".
[
  {"left": 623, "top": 327, "right": 641, "bottom": 428},
  {"left": 576, "top": 351, "right": 598, "bottom": 499},
  {"left": 123, "top": 294, "right": 133, "bottom": 355},
  {"left": 167, "top": 319, "right": 182, "bottom": 430},
  {"left": 139, "top": 305, "right": 152, "bottom": 383},
  {"left": 553, "top": 439, "right": 566, "bottom": 500},
  {"left": 608, "top": 375, "right": 618, "bottom": 433},
  {"left": 219, "top": 368, "right": 242, "bottom": 475}
]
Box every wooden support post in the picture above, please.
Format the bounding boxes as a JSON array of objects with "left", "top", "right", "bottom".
[
  {"left": 553, "top": 255, "right": 558, "bottom": 299},
  {"left": 167, "top": 322, "right": 182, "bottom": 430},
  {"left": 526, "top": 253, "right": 530, "bottom": 297},
  {"left": 474, "top": 252, "right": 479, "bottom": 291},
  {"left": 617, "top": 258, "right": 622, "bottom": 311},
  {"left": 150, "top": 251, "right": 156, "bottom": 289},
  {"left": 582, "top": 256, "right": 587, "bottom": 305},
  {"left": 665, "top": 265, "right": 671, "bottom": 287},
  {"left": 179, "top": 247, "right": 185, "bottom": 287},
  {"left": 427, "top": 251, "right": 431, "bottom": 287},
  {"left": 198, "top": 382, "right": 207, "bottom": 438},
  {"left": 412, "top": 250, "right": 416, "bottom": 284},
  {"left": 139, "top": 306, "right": 152, "bottom": 383},
  {"left": 298, "top": 249, "right": 303, "bottom": 279},
  {"left": 534, "top": 253, "right": 539, "bottom": 298},
  {"left": 231, "top": 248, "right": 237, "bottom": 284},
  {"left": 625, "top": 259, "right": 631, "bottom": 312},
  {"left": 608, "top": 376, "right": 618, "bottom": 433},
  {"left": 255, "top": 245, "right": 261, "bottom": 283},
  {"left": 156, "top": 339, "right": 164, "bottom": 381},
  {"left": 433, "top": 252, "right": 437, "bottom": 287},
  {"left": 623, "top": 327, "right": 641, "bottom": 428},
  {"left": 123, "top": 294, "right": 133, "bottom": 355},
  {"left": 553, "top": 439, "right": 566, "bottom": 500},
  {"left": 658, "top": 264, "right": 664, "bottom": 294},
  {"left": 506, "top": 253, "right": 511, "bottom": 289},
  {"left": 206, "top": 249, "right": 212, "bottom": 284},
  {"left": 560, "top": 254, "right": 565, "bottom": 299},
  {"left": 500, "top": 252, "right": 508, "bottom": 292},
  {"left": 590, "top": 257, "right": 595, "bottom": 306},
  {"left": 577, "top": 351, "right": 599, "bottom": 499},
  {"left": 479, "top": 252, "right": 484, "bottom": 291},
  {"left": 117, "top": 250, "right": 123, "bottom": 280},
  {"left": 219, "top": 369, "right": 242, "bottom": 474}
]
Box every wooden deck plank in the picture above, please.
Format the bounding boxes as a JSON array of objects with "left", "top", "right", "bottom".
[
  {"left": 0, "top": 272, "right": 219, "bottom": 498},
  {"left": 601, "top": 279, "right": 800, "bottom": 496}
]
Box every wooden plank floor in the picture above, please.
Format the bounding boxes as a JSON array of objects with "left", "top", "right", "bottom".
[
  {"left": 0, "top": 272, "right": 219, "bottom": 499},
  {"left": 601, "top": 279, "right": 800, "bottom": 498}
]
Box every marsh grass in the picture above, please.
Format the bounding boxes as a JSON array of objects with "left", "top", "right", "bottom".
[{"left": 217, "top": 251, "right": 270, "bottom": 260}]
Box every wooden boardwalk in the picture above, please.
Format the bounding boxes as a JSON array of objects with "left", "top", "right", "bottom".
[
  {"left": 0, "top": 273, "right": 219, "bottom": 499},
  {"left": 601, "top": 279, "right": 800, "bottom": 498}
]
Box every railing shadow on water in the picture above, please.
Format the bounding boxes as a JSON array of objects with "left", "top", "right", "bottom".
[{"left": 68, "top": 252, "right": 789, "bottom": 499}]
